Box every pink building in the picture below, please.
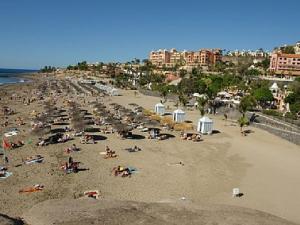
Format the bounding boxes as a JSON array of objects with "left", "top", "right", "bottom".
[{"left": 270, "top": 52, "right": 300, "bottom": 76}]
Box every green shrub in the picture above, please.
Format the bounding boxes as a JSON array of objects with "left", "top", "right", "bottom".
[
  {"left": 285, "top": 112, "right": 298, "bottom": 120},
  {"left": 262, "top": 109, "right": 282, "bottom": 117}
]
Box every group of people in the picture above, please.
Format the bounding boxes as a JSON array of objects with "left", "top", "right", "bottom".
[
  {"left": 58, "top": 134, "right": 71, "bottom": 143},
  {"left": 10, "top": 140, "right": 25, "bottom": 149},
  {"left": 80, "top": 134, "right": 95, "bottom": 144},
  {"left": 125, "top": 145, "right": 141, "bottom": 152},
  {"left": 15, "top": 117, "right": 25, "bottom": 126},
  {"left": 104, "top": 146, "right": 117, "bottom": 158},
  {"left": 180, "top": 132, "right": 202, "bottom": 142},
  {"left": 65, "top": 144, "right": 79, "bottom": 153},
  {"left": 112, "top": 166, "right": 132, "bottom": 177},
  {"left": 62, "top": 156, "right": 79, "bottom": 173}
]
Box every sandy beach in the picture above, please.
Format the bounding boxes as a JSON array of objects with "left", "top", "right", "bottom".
[{"left": 0, "top": 76, "right": 300, "bottom": 224}]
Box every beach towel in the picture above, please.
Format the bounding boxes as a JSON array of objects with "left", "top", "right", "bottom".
[
  {"left": 127, "top": 167, "right": 138, "bottom": 173},
  {"left": 84, "top": 190, "right": 100, "bottom": 199},
  {"left": 99, "top": 152, "right": 107, "bottom": 155},
  {"left": 2, "top": 139, "right": 11, "bottom": 149},
  {"left": 0, "top": 171, "right": 12, "bottom": 179}
]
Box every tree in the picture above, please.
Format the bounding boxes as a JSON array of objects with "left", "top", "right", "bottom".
[
  {"left": 256, "top": 58, "right": 270, "bottom": 70},
  {"left": 158, "top": 85, "right": 169, "bottom": 103},
  {"left": 179, "top": 69, "right": 187, "bottom": 78},
  {"left": 238, "top": 115, "right": 249, "bottom": 135},
  {"left": 178, "top": 93, "right": 188, "bottom": 107},
  {"left": 40, "top": 66, "right": 56, "bottom": 73},
  {"left": 77, "top": 61, "right": 88, "bottom": 70},
  {"left": 253, "top": 87, "right": 273, "bottom": 107},
  {"left": 285, "top": 79, "right": 300, "bottom": 115},
  {"left": 280, "top": 45, "right": 295, "bottom": 54},
  {"left": 197, "top": 96, "right": 208, "bottom": 116},
  {"left": 239, "top": 95, "right": 257, "bottom": 115},
  {"left": 245, "top": 68, "right": 261, "bottom": 76}
]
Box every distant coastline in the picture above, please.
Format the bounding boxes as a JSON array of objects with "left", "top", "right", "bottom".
[{"left": 0, "top": 68, "right": 38, "bottom": 85}]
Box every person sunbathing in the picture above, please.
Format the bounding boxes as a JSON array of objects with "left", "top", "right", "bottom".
[
  {"left": 17, "top": 140, "right": 24, "bottom": 146},
  {"left": 104, "top": 147, "right": 117, "bottom": 159},
  {"left": 19, "top": 184, "right": 44, "bottom": 193},
  {"left": 65, "top": 144, "right": 79, "bottom": 153},
  {"left": 112, "top": 166, "right": 124, "bottom": 176},
  {"left": 193, "top": 134, "right": 201, "bottom": 142},
  {"left": 126, "top": 146, "right": 141, "bottom": 152},
  {"left": 181, "top": 133, "right": 187, "bottom": 140},
  {"left": 121, "top": 169, "right": 131, "bottom": 177},
  {"left": 0, "top": 171, "right": 6, "bottom": 177}
]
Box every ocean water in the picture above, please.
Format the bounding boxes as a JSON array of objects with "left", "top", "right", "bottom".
[{"left": 0, "top": 68, "right": 37, "bottom": 85}]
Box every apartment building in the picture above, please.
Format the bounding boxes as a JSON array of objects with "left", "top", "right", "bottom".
[
  {"left": 269, "top": 52, "right": 300, "bottom": 76},
  {"left": 149, "top": 49, "right": 170, "bottom": 67},
  {"left": 149, "top": 48, "right": 222, "bottom": 67}
]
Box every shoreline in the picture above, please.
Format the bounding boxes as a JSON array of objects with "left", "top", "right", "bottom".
[{"left": 0, "top": 72, "right": 39, "bottom": 86}]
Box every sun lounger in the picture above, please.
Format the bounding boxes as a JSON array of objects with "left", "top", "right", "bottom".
[
  {"left": 4, "top": 131, "right": 19, "bottom": 137},
  {"left": 24, "top": 156, "right": 44, "bottom": 165},
  {"left": 0, "top": 171, "right": 12, "bottom": 179}
]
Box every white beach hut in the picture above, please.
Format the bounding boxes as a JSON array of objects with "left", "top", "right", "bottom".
[
  {"left": 197, "top": 116, "right": 213, "bottom": 134},
  {"left": 269, "top": 82, "right": 279, "bottom": 94},
  {"left": 110, "top": 88, "right": 119, "bottom": 96},
  {"left": 173, "top": 109, "right": 185, "bottom": 123},
  {"left": 154, "top": 103, "right": 165, "bottom": 115}
]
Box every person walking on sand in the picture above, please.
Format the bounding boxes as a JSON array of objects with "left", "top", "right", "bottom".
[{"left": 3, "top": 155, "right": 9, "bottom": 165}]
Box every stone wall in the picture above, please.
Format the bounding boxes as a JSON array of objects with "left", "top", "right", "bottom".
[{"left": 247, "top": 112, "right": 300, "bottom": 145}]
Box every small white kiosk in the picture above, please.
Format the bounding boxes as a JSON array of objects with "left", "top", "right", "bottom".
[
  {"left": 197, "top": 116, "right": 213, "bottom": 134},
  {"left": 173, "top": 109, "right": 185, "bottom": 123},
  {"left": 110, "top": 88, "right": 119, "bottom": 96},
  {"left": 154, "top": 103, "right": 165, "bottom": 115}
]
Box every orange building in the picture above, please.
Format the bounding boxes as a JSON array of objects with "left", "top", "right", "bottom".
[{"left": 149, "top": 48, "right": 222, "bottom": 67}]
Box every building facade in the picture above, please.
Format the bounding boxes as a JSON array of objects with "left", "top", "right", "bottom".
[
  {"left": 149, "top": 49, "right": 170, "bottom": 67},
  {"left": 295, "top": 41, "right": 300, "bottom": 54},
  {"left": 149, "top": 48, "right": 222, "bottom": 67},
  {"left": 226, "top": 49, "right": 269, "bottom": 57},
  {"left": 269, "top": 52, "right": 300, "bottom": 76}
]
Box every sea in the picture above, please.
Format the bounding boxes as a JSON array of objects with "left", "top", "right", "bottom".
[{"left": 0, "top": 68, "right": 38, "bottom": 85}]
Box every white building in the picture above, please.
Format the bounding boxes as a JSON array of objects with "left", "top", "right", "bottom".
[
  {"left": 154, "top": 103, "right": 165, "bottom": 115},
  {"left": 197, "top": 116, "right": 213, "bottom": 134},
  {"left": 172, "top": 109, "right": 185, "bottom": 123}
]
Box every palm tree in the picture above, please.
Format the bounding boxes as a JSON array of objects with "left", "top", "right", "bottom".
[
  {"left": 238, "top": 115, "right": 249, "bottom": 135},
  {"left": 197, "top": 96, "right": 208, "bottom": 116},
  {"left": 238, "top": 95, "right": 256, "bottom": 135},
  {"left": 178, "top": 93, "right": 188, "bottom": 108}
]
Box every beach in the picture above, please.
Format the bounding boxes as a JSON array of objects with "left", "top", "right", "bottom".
[{"left": 0, "top": 75, "right": 300, "bottom": 224}]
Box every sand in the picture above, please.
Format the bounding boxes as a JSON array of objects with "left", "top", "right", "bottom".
[
  {"left": 22, "top": 199, "right": 298, "bottom": 225},
  {"left": 0, "top": 77, "right": 300, "bottom": 224}
]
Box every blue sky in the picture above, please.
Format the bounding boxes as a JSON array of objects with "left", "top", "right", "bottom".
[{"left": 0, "top": 0, "right": 299, "bottom": 69}]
